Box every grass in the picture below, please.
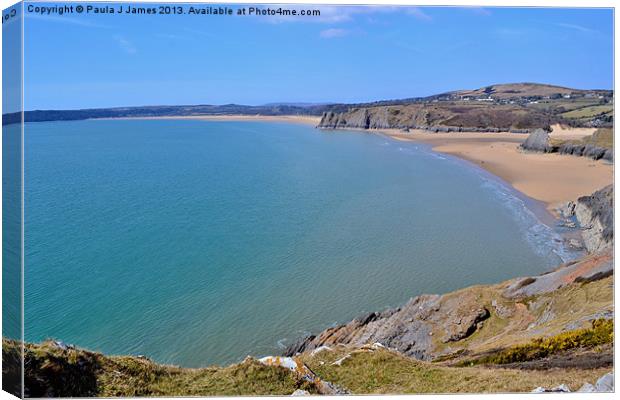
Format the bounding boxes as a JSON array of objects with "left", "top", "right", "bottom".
[
  {"left": 3, "top": 339, "right": 317, "bottom": 397},
  {"left": 424, "top": 275, "right": 612, "bottom": 358},
  {"left": 582, "top": 128, "right": 613, "bottom": 149},
  {"left": 561, "top": 105, "right": 613, "bottom": 119},
  {"left": 460, "top": 319, "right": 613, "bottom": 366},
  {"left": 98, "top": 356, "right": 316, "bottom": 397},
  {"left": 550, "top": 127, "right": 613, "bottom": 150},
  {"left": 298, "top": 346, "right": 609, "bottom": 394}
]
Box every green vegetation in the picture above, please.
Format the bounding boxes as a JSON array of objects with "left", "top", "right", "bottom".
[
  {"left": 2, "top": 339, "right": 316, "bottom": 397},
  {"left": 562, "top": 105, "right": 613, "bottom": 119},
  {"left": 298, "top": 346, "right": 609, "bottom": 394},
  {"left": 461, "top": 319, "right": 613, "bottom": 366}
]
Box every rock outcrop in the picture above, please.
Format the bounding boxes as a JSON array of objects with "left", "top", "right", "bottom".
[
  {"left": 558, "top": 143, "right": 613, "bottom": 161},
  {"left": 563, "top": 185, "right": 613, "bottom": 253},
  {"left": 285, "top": 249, "right": 613, "bottom": 362},
  {"left": 521, "top": 129, "right": 613, "bottom": 162},
  {"left": 520, "top": 129, "right": 553, "bottom": 152},
  {"left": 534, "top": 372, "right": 614, "bottom": 393},
  {"left": 318, "top": 108, "right": 392, "bottom": 130}
]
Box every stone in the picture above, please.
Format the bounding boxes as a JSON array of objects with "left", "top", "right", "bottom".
[
  {"left": 521, "top": 129, "right": 553, "bottom": 153},
  {"left": 443, "top": 308, "right": 490, "bottom": 343},
  {"left": 291, "top": 389, "right": 310, "bottom": 396},
  {"left": 595, "top": 372, "right": 613, "bottom": 392},
  {"left": 577, "top": 383, "right": 595, "bottom": 392},
  {"left": 574, "top": 185, "right": 613, "bottom": 253},
  {"left": 531, "top": 384, "right": 571, "bottom": 393}
]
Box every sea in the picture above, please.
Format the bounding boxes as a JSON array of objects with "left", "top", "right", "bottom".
[{"left": 21, "top": 119, "right": 577, "bottom": 367}]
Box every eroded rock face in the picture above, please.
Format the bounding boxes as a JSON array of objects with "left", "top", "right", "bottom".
[
  {"left": 503, "top": 250, "right": 613, "bottom": 299},
  {"left": 574, "top": 185, "right": 613, "bottom": 253},
  {"left": 318, "top": 109, "right": 391, "bottom": 129},
  {"left": 520, "top": 129, "right": 553, "bottom": 152},
  {"left": 284, "top": 295, "right": 440, "bottom": 360},
  {"left": 442, "top": 307, "right": 490, "bottom": 343}
]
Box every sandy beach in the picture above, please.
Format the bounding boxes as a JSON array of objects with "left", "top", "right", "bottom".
[
  {"left": 102, "top": 114, "right": 321, "bottom": 125},
  {"left": 379, "top": 128, "right": 613, "bottom": 213}
]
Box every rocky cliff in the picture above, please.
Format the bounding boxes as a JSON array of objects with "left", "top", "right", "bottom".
[
  {"left": 561, "top": 185, "right": 614, "bottom": 254},
  {"left": 317, "top": 102, "right": 556, "bottom": 131},
  {"left": 285, "top": 249, "right": 613, "bottom": 362}
]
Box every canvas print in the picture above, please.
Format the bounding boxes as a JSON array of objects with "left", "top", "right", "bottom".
[{"left": 1, "top": 2, "right": 615, "bottom": 397}]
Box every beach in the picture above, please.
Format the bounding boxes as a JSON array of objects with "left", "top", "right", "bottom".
[
  {"left": 101, "top": 114, "right": 321, "bottom": 125},
  {"left": 379, "top": 128, "right": 613, "bottom": 213}
]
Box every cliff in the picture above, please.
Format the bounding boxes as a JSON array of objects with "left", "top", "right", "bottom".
[
  {"left": 285, "top": 249, "right": 613, "bottom": 362},
  {"left": 317, "top": 103, "right": 556, "bottom": 132},
  {"left": 560, "top": 185, "right": 614, "bottom": 253}
]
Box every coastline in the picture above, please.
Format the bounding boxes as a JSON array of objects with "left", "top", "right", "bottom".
[
  {"left": 95, "top": 114, "right": 322, "bottom": 125},
  {"left": 374, "top": 128, "right": 613, "bottom": 215},
  {"left": 102, "top": 115, "right": 612, "bottom": 216}
]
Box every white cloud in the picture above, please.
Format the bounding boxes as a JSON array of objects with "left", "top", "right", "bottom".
[
  {"left": 554, "top": 22, "right": 597, "bottom": 34},
  {"left": 468, "top": 7, "right": 492, "bottom": 16},
  {"left": 406, "top": 7, "right": 432, "bottom": 21},
  {"left": 319, "top": 28, "right": 350, "bottom": 39},
  {"left": 115, "top": 36, "right": 136, "bottom": 54}
]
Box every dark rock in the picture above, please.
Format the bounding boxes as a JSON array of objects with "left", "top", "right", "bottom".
[{"left": 583, "top": 145, "right": 606, "bottom": 160}]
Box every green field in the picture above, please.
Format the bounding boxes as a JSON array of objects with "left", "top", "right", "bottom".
[{"left": 561, "top": 105, "right": 613, "bottom": 119}]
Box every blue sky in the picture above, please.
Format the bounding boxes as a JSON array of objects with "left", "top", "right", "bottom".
[{"left": 22, "top": 4, "right": 614, "bottom": 110}]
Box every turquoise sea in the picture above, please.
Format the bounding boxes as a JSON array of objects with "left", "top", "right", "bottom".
[{"left": 23, "top": 119, "right": 575, "bottom": 367}]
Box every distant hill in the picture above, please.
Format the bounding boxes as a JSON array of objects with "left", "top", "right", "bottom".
[
  {"left": 448, "top": 82, "right": 597, "bottom": 100},
  {"left": 2, "top": 83, "right": 612, "bottom": 128},
  {"left": 318, "top": 83, "right": 613, "bottom": 131}
]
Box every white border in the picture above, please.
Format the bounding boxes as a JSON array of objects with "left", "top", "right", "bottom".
[{"left": 0, "top": 1, "right": 616, "bottom": 400}]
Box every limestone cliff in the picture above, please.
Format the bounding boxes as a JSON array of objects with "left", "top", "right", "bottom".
[
  {"left": 317, "top": 103, "right": 556, "bottom": 132},
  {"left": 569, "top": 185, "right": 614, "bottom": 253}
]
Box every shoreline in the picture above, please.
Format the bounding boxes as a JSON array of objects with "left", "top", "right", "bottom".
[
  {"left": 94, "top": 114, "right": 321, "bottom": 125},
  {"left": 101, "top": 115, "right": 612, "bottom": 218},
  {"left": 97, "top": 115, "right": 612, "bottom": 218},
  {"left": 372, "top": 128, "right": 613, "bottom": 216}
]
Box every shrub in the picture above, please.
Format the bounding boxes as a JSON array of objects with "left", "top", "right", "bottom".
[{"left": 463, "top": 319, "right": 613, "bottom": 366}]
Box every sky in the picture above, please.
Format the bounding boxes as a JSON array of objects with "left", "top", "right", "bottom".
[{"left": 18, "top": 3, "right": 615, "bottom": 110}]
